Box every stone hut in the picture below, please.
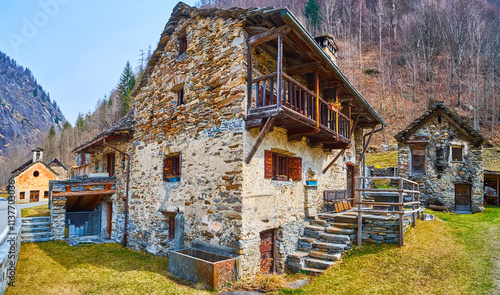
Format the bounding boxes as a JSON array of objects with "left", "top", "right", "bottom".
[
  {"left": 10, "top": 147, "right": 67, "bottom": 203},
  {"left": 395, "top": 102, "right": 487, "bottom": 213}
]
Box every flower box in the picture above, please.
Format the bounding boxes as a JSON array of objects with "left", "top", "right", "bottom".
[
  {"left": 306, "top": 180, "right": 318, "bottom": 186},
  {"left": 169, "top": 176, "right": 180, "bottom": 182}
]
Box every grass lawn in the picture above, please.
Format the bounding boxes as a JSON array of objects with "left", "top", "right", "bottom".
[
  {"left": 365, "top": 150, "right": 398, "bottom": 168},
  {"left": 0, "top": 193, "right": 8, "bottom": 198},
  {"left": 20, "top": 204, "right": 50, "bottom": 218},
  {"left": 275, "top": 207, "right": 500, "bottom": 295},
  {"left": 5, "top": 242, "right": 211, "bottom": 295}
]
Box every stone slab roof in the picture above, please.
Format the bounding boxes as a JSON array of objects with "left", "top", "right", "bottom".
[
  {"left": 484, "top": 148, "right": 500, "bottom": 173},
  {"left": 72, "top": 110, "right": 134, "bottom": 154},
  {"left": 394, "top": 102, "right": 487, "bottom": 147},
  {"left": 46, "top": 158, "right": 68, "bottom": 171}
]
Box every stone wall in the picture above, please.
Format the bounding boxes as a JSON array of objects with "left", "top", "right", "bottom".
[
  {"left": 361, "top": 214, "right": 412, "bottom": 244},
  {"left": 127, "top": 15, "right": 247, "bottom": 258},
  {"left": 398, "top": 115, "right": 483, "bottom": 212}
]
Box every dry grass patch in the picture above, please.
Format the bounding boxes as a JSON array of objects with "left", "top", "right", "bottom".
[
  {"left": 365, "top": 151, "right": 398, "bottom": 168},
  {"left": 276, "top": 209, "right": 500, "bottom": 295},
  {"left": 20, "top": 204, "right": 49, "bottom": 217},
  {"left": 5, "top": 242, "right": 211, "bottom": 295}
]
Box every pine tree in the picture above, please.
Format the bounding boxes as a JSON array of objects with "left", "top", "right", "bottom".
[
  {"left": 304, "top": 0, "right": 322, "bottom": 35},
  {"left": 117, "top": 61, "right": 136, "bottom": 115}
]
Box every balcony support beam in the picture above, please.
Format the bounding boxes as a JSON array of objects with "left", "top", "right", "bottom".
[
  {"left": 277, "top": 33, "right": 283, "bottom": 109},
  {"left": 245, "top": 116, "right": 275, "bottom": 164},
  {"left": 323, "top": 149, "right": 346, "bottom": 174},
  {"left": 315, "top": 70, "right": 320, "bottom": 127},
  {"left": 248, "top": 25, "right": 291, "bottom": 47}
]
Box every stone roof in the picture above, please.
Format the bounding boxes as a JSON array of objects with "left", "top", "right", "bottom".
[
  {"left": 132, "top": 1, "right": 385, "bottom": 127},
  {"left": 46, "top": 158, "right": 68, "bottom": 170},
  {"left": 72, "top": 110, "right": 134, "bottom": 154},
  {"left": 484, "top": 148, "right": 500, "bottom": 173},
  {"left": 394, "top": 102, "right": 487, "bottom": 146}
]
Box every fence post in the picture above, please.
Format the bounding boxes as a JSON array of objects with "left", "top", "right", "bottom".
[
  {"left": 411, "top": 182, "right": 416, "bottom": 228},
  {"left": 399, "top": 178, "right": 404, "bottom": 247},
  {"left": 357, "top": 179, "right": 363, "bottom": 246}
]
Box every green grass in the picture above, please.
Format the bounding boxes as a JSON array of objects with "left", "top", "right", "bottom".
[
  {"left": 5, "top": 242, "right": 211, "bottom": 295},
  {"left": 20, "top": 204, "right": 50, "bottom": 217},
  {"left": 274, "top": 207, "right": 500, "bottom": 295},
  {"left": 0, "top": 193, "right": 8, "bottom": 198},
  {"left": 365, "top": 151, "right": 398, "bottom": 168}
]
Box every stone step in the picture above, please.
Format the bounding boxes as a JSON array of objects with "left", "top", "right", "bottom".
[
  {"left": 301, "top": 267, "right": 325, "bottom": 274},
  {"left": 305, "top": 225, "right": 326, "bottom": 232},
  {"left": 334, "top": 215, "right": 358, "bottom": 224},
  {"left": 310, "top": 219, "right": 327, "bottom": 226},
  {"left": 21, "top": 237, "right": 51, "bottom": 243},
  {"left": 319, "top": 232, "right": 350, "bottom": 243},
  {"left": 309, "top": 251, "right": 342, "bottom": 261},
  {"left": 325, "top": 226, "right": 356, "bottom": 235},
  {"left": 22, "top": 221, "right": 50, "bottom": 227},
  {"left": 288, "top": 251, "right": 310, "bottom": 262},
  {"left": 22, "top": 217, "right": 50, "bottom": 222},
  {"left": 318, "top": 213, "right": 337, "bottom": 221},
  {"left": 329, "top": 222, "right": 358, "bottom": 229},
  {"left": 306, "top": 258, "right": 336, "bottom": 270},
  {"left": 22, "top": 226, "right": 50, "bottom": 233},
  {"left": 303, "top": 225, "right": 326, "bottom": 238},
  {"left": 21, "top": 232, "right": 51, "bottom": 238},
  {"left": 312, "top": 241, "right": 347, "bottom": 252}
]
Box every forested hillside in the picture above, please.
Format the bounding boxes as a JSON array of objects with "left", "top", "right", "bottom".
[
  {"left": 0, "top": 51, "right": 66, "bottom": 184},
  {"left": 202, "top": 0, "right": 500, "bottom": 146}
]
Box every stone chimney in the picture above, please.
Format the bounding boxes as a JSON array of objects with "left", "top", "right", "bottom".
[
  {"left": 32, "top": 147, "right": 44, "bottom": 162},
  {"left": 314, "top": 34, "right": 339, "bottom": 65}
]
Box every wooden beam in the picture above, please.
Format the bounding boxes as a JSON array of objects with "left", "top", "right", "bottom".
[
  {"left": 339, "top": 94, "right": 354, "bottom": 101},
  {"left": 320, "top": 80, "right": 341, "bottom": 89},
  {"left": 277, "top": 33, "right": 283, "bottom": 109},
  {"left": 86, "top": 196, "right": 103, "bottom": 211},
  {"left": 288, "top": 134, "right": 304, "bottom": 143},
  {"left": 323, "top": 149, "right": 346, "bottom": 174},
  {"left": 362, "top": 125, "right": 376, "bottom": 155},
  {"left": 246, "top": 26, "right": 268, "bottom": 34},
  {"left": 315, "top": 70, "right": 320, "bottom": 127},
  {"left": 245, "top": 116, "right": 275, "bottom": 164},
  {"left": 72, "top": 196, "right": 84, "bottom": 211},
  {"left": 247, "top": 43, "right": 252, "bottom": 115},
  {"left": 53, "top": 189, "right": 116, "bottom": 198},
  {"left": 286, "top": 61, "right": 323, "bottom": 75},
  {"left": 287, "top": 127, "right": 320, "bottom": 136},
  {"left": 350, "top": 114, "right": 361, "bottom": 137},
  {"left": 248, "top": 25, "right": 291, "bottom": 47}
]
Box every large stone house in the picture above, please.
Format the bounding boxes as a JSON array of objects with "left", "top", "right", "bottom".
[
  {"left": 395, "top": 102, "right": 487, "bottom": 213},
  {"left": 11, "top": 147, "right": 67, "bottom": 203},
  {"left": 50, "top": 2, "right": 385, "bottom": 276}
]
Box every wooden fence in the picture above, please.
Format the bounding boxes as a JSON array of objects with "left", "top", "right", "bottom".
[{"left": 354, "top": 176, "right": 422, "bottom": 246}]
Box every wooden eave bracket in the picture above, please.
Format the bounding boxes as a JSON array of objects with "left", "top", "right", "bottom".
[
  {"left": 248, "top": 25, "right": 291, "bottom": 47},
  {"left": 362, "top": 125, "right": 376, "bottom": 155},
  {"left": 245, "top": 116, "right": 275, "bottom": 164},
  {"left": 323, "top": 149, "right": 346, "bottom": 174}
]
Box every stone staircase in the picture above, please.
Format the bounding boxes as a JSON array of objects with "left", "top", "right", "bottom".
[
  {"left": 287, "top": 211, "right": 358, "bottom": 274},
  {"left": 21, "top": 217, "right": 51, "bottom": 242}
]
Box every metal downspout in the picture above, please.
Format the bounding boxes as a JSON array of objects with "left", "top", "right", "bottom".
[{"left": 102, "top": 137, "right": 130, "bottom": 247}]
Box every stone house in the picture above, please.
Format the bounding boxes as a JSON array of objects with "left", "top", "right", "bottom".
[
  {"left": 50, "top": 2, "right": 385, "bottom": 276},
  {"left": 395, "top": 102, "right": 487, "bottom": 213},
  {"left": 10, "top": 147, "right": 67, "bottom": 203}
]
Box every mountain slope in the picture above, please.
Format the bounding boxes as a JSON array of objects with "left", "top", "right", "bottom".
[{"left": 0, "top": 50, "right": 65, "bottom": 157}]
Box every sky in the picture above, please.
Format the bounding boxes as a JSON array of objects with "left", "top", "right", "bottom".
[{"left": 0, "top": 0, "right": 197, "bottom": 124}]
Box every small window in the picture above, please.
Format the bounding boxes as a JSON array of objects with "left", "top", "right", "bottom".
[
  {"left": 264, "top": 150, "right": 302, "bottom": 181},
  {"left": 20, "top": 192, "right": 25, "bottom": 199},
  {"left": 179, "top": 34, "right": 187, "bottom": 55},
  {"left": 33, "top": 171, "right": 40, "bottom": 177},
  {"left": 177, "top": 88, "right": 184, "bottom": 106},
  {"left": 163, "top": 155, "right": 181, "bottom": 182},
  {"left": 411, "top": 145, "right": 426, "bottom": 175},
  {"left": 451, "top": 146, "right": 463, "bottom": 162},
  {"left": 44, "top": 191, "right": 49, "bottom": 198}
]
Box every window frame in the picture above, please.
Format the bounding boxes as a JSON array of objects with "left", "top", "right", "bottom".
[
  {"left": 410, "top": 145, "right": 426, "bottom": 175},
  {"left": 20, "top": 192, "right": 25, "bottom": 199},
  {"left": 177, "top": 88, "right": 184, "bottom": 106},
  {"left": 272, "top": 153, "right": 289, "bottom": 181},
  {"left": 163, "top": 155, "right": 181, "bottom": 182},
  {"left": 179, "top": 34, "right": 187, "bottom": 55},
  {"left": 451, "top": 145, "right": 464, "bottom": 162},
  {"left": 264, "top": 150, "right": 302, "bottom": 182},
  {"left": 44, "top": 191, "right": 49, "bottom": 199}
]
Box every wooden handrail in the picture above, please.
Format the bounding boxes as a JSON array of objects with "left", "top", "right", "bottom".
[
  {"left": 282, "top": 72, "right": 317, "bottom": 98},
  {"left": 253, "top": 72, "right": 277, "bottom": 83}
]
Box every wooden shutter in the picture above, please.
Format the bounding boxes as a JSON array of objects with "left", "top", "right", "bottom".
[
  {"left": 163, "top": 158, "right": 173, "bottom": 181},
  {"left": 264, "top": 150, "right": 273, "bottom": 178},
  {"left": 288, "top": 157, "right": 302, "bottom": 181}
]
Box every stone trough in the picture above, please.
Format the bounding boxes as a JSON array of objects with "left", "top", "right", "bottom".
[{"left": 168, "top": 248, "right": 237, "bottom": 289}]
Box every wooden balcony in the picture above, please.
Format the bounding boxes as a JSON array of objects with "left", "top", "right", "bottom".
[{"left": 245, "top": 71, "right": 351, "bottom": 152}]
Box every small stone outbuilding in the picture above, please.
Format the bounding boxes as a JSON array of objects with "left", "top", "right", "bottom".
[{"left": 395, "top": 102, "right": 487, "bottom": 213}]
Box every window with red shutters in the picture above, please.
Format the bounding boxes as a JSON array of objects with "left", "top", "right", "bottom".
[{"left": 264, "top": 150, "right": 302, "bottom": 181}]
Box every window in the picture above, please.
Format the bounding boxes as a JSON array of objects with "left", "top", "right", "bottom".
[
  {"left": 264, "top": 150, "right": 302, "bottom": 181},
  {"left": 33, "top": 171, "right": 40, "bottom": 177},
  {"left": 163, "top": 155, "right": 181, "bottom": 182},
  {"left": 410, "top": 145, "right": 426, "bottom": 175},
  {"left": 20, "top": 192, "right": 25, "bottom": 199},
  {"left": 177, "top": 88, "right": 184, "bottom": 106},
  {"left": 179, "top": 34, "right": 187, "bottom": 55},
  {"left": 451, "top": 146, "right": 463, "bottom": 162},
  {"left": 44, "top": 191, "right": 49, "bottom": 198}
]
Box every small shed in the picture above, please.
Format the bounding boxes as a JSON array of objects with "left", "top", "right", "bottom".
[{"left": 483, "top": 148, "right": 500, "bottom": 206}]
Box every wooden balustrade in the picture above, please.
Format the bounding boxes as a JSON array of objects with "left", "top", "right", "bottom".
[{"left": 249, "top": 70, "right": 351, "bottom": 141}]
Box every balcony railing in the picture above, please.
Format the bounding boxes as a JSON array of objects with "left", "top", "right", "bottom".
[{"left": 248, "top": 71, "right": 351, "bottom": 141}]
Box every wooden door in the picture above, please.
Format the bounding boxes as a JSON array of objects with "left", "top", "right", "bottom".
[
  {"left": 259, "top": 230, "right": 275, "bottom": 273},
  {"left": 107, "top": 153, "right": 115, "bottom": 177},
  {"left": 107, "top": 203, "right": 112, "bottom": 238},
  {"left": 455, "top": 184, "right": 471, "bottom": 210},
  {"left": 29, "top": 191, "right": 39, "bottom": 202}
]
